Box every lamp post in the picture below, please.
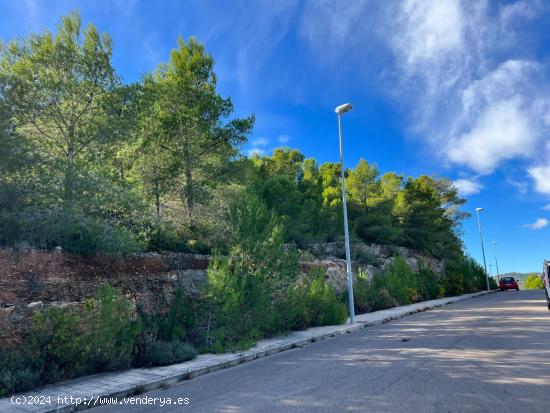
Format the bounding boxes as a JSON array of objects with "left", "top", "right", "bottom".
[
  {"left": 492, "top": 241, "right": 500, "bottom": 280},
  {"left": 335, "top": 103, "right": 355, "bottom": 324},
  {"left": 475, "top": 207, "right": 490, "bottom": 291}
]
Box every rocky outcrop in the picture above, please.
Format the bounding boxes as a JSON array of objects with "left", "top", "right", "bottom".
[
  {"left": 0, "top": 248, "right": 209, "bottom": 346},
  {"left": 0, "top": 242, "right": 443, "bottom": 345},
  {"left": 302, "top": 242, "right": 444, "bottom": 294}
]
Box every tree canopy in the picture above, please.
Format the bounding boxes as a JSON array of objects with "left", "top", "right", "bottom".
[{"left": 1, "top": 12, "right": 468, "bottom": 261}]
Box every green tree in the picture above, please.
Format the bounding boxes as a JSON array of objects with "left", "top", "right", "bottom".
[
  {"left": 141, "top": 37, "right": 253, "bottom": 226},
  {"left": 0, "top": 12, "right": 122, "bottom": 209},
  {"left": 346, "top": 159, "right": 379, "bottom": 208},
  {"left": 525, "top": 274, "right": 544, "bottom": 289}
]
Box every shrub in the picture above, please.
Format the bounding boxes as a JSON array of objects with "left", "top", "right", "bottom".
[
  {"left": 0, "top": 209, "right": 142, "bottom": 256},
  {"left": 416, "top": 264, "right": 439, "bottom": 300},
  {"left": 143, "top": 341, "right": 197, "bottom": 367},
  {"left": 369, "top": 287, "right": 398, "bottom": 311},
  {"left": 0, "top": 349, "right": 40, "bottom": 397},
  {"left": 198, "top": 192, "right": 347, "bottom": 352},
  {"left": 353, "top": 269, "right": 371, "bottom": 314},
  {"left": 525, "top": 274, "right": 544, "bottom": 289},
  {"left": 26, "top": 283, "right": 139, "bottom": 384},
  {"left": 291, "top": 272, "right": 348, "bottom": 328},
  {"left": 376, "top": 256, "right": 418, "bottom": 305}
]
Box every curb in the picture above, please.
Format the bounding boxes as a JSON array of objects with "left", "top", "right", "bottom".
[{"left": 0, "top": 290, "right": 495, "bottom": 413}]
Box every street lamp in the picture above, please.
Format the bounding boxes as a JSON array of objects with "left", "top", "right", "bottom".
[
  {"left": 475, "top": 207, "right": 490, "bottom": 291},
  {"left": 335, "top": 102, "right": 355, "bottom": 324},
  {"left": 492, "top": 241, "right": 500, "bottom": 280}
]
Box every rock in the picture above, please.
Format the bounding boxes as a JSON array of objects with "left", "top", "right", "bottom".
[{"left": 27, "top": 301, "right": 43, "bottom": 309}]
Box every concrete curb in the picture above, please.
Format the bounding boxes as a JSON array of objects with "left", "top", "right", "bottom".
[{"left": 0, "top": 290, "right": 495, "bottom": 413}]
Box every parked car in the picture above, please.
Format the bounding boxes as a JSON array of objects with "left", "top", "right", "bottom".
[{"left": 499, "top": 277, "right": 519, "bottom": 291}]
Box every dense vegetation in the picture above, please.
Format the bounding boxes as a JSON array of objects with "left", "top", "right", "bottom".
[
  {"left": 0, "top": 13, "right": 491, "bottom": 396},
  {"left": 524, "top": 274, "right": 544, "bottom": 289},
  {"left": 0, "top": 13, "right": 468, "bottom": 260}
]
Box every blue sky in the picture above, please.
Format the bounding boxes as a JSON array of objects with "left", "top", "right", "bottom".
[{"left": 1, "top": 0, "right": 549, "bottom": 273}]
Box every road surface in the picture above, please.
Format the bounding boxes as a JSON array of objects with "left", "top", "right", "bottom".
[{"left": 95, "top": 290, "right": 550, "bottom": 413}]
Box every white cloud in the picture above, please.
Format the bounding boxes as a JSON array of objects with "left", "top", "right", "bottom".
[
  {"left": 507, "top": 179, "right": 529, "bottom": 194},
  {"left": 277, "top": 134, "right": 290, "bottom": 144},
  {"left": 397, "top": 0, "right": 464, "bottom": 67},
  {"left": 377, "top": 0, "right": 550, "bottom": 182},
  {"left": 446, "top": 98, "right": 536, "bottom": 174},
  {"left": 523, "top": 218, "right": 549, "bottom": 229},
  {"left": 500, "top": 1, "right": 538, "bottom": 28},
  {"left": 542, "top": 203, "right": 550, "bottom": 211},
  {"left": 247, "top": 148, "right": 264, "bottom": 157},
  {"left": 529, "top": 165, "right": 550, "bottom": 195},
  {"left": 250, "top": 137, "right": 269, "bottom": 146},
  {"left": 453, "top": 179, "right": 483, "bottom": 196}
]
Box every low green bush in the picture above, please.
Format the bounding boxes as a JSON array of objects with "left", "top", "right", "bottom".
[
  {"left": 25, "top": 284, "right": 139, "bottom": 384},
  {"left": 0, "top": 349, "right": 40, "bottom": 397},
  {"left": 416, "top": 263, "right": 439, "bottom": 301},
  {"left": 353, "top": 269, "right": 371, "bottom": 314},
  {"left": 0, "top": 209, "right": 142, "bottom": 256},
  {"left": 525, "top": 274, "right": 544, "bottom": 289},
  {"left": 376, "top": 256, "right": 419, "bottom": 306},
  {"left": 290, "top": 272, "right": 348, "bottom": 328},
  {"left": 143, "top": 341, "right": 197, "bottom": 367}
]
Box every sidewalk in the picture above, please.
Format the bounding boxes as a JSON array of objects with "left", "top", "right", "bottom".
[{"left": 0, "top": 290, "right": 493, "bottom": 413}]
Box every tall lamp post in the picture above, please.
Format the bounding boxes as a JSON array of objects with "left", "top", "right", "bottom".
[
  {"left": 475, "top": 207, "right": 490, "bottom": 291},
  {"left": 335, "top": 103, "right": 355, "bottom": 324},
  {"left": 492, "top": 241, "right": 500, "bottom": 280}
]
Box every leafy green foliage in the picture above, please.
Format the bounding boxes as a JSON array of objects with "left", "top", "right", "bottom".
[
  {"left": 353, "top": 256, "right": 487, "bottom": 314},
  {"left": 283, "top": 271, "right": 348, "bottom": 330},
  {"left": 0, "top": 209, "right": 142, "bottom": 256},
  {"left": 27, "top": 284, "right": 140, "bottom": 383},
  {"left": 1, "top": 12, "right": 469, "bottom": 260},
  {"left": 0, "top": 283, "right": 198, "bottom": 396},
  {"left": 524, "top": 274, "right": 544, "bottom": 289},
  {"left": 0, "top": 349, "right": 40, "bottom": 397},
  {"left": 198, "top": 192, "right": 346, "bottom": 352},
  {"left": 143, "top": 341, "right": 197, "bottom": 367}
]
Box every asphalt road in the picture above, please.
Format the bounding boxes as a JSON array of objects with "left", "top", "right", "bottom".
[{"left": 96, "top": 290, "right": 550, "bottom": 413}]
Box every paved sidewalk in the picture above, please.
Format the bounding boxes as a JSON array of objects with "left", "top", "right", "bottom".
[{"left": 0, "top": 291, "right": 492, "bottom": 413}]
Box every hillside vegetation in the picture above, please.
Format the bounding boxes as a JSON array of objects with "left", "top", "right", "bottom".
[
  {"left": 1, "top": 12, "right": 468, "bottom": 260},
  {"left": 0, "top": 13, "right": 490, "bottom": 396}
]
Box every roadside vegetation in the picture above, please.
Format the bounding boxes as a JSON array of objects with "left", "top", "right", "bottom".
[
  {"left": 524, "top": 274, "right": 544, "bottom": 289},
  {"left": 0, "top": 13, "right": 491, "bottom": 396}
]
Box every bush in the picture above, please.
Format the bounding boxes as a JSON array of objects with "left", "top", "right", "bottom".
[
  {"left": 525, "top": 274, "right": 544, "bottom": 289},
  {"left": 0, "top": 349, "right": 40, "bottom": 397},
  {"left": 416, "top": 264, "right": 439, "bottom": 300},
  {"left": 198, "top": 192, "right": 348, "bottom": 352},
  {"left": 376, "top": 256, "right": 419, "bottom": 305},
  {"left": 353, "top": 269, "right": 371, "bottom": 314},
  {"left": 353, "top": 258, "right": 442, "bottom": 313},
  {"left": 366, "top": 286, "right": 398, "bottom": 311},
  {"left": 443, "top": 256, "right": 486, "bottom": 295},
  {"left": 287, "top": 272, "right": 348, "bottom": 328},
  {"left": 26, "top": 283, "right": 139, "bottom": 384},
  {"left": 0, "top": 208, "right": 142, "bottom": 256},
  {"left": 143, "top": 341, "right": 197, "bottom": 367}
]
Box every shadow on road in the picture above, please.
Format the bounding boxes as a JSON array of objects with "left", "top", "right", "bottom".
[{"left": 96, "top": 290, "right": 550, "bottom": 413}]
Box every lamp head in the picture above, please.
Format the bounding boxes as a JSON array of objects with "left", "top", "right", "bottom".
[
  {"left": 476, "top": 207, "right": 483, "bottom": 212},
  {"left": 335, "top": 103, "right": 353, "bottom": 114}
]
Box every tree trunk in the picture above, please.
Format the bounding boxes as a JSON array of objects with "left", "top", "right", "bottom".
[
  {"left": 182, "top": 131, "right": 194, "bottom": 227},
  {"left": 64, "top": 148, "right": 76, "bottom": 210}
]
